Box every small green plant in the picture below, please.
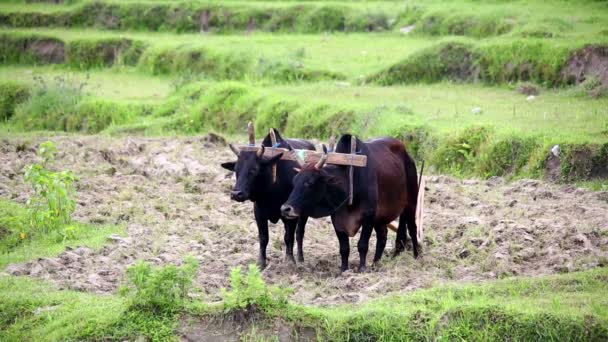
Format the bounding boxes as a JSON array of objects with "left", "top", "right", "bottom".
[
  {"left": 121, "top": 257, "right": 199, "bottom": 314},
  {"left": 221, "top": 264, "right": 291, "bottom": 312},
  {"left": 24, "top": 141, "right": 77, "bottom": 235}
]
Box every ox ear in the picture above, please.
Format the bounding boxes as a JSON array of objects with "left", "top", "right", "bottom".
[
  {"left": 262, "top": 152, "right": 284, "bottom": 165},
  {"left": 221, "top": 161, "right": 236, "bottom": 171}
]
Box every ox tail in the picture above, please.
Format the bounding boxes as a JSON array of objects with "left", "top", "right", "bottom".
[{"left": 395, "top": 151, "right": 420, "bottom": 258}]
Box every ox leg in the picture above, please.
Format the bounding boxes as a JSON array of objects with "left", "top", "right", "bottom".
[
  {"left": 406, "top": 210, "right": 419, "bottom": 259},
  {"left": 393, "top": 211, "right": 408, "bottom": 257},
  {"left": 296, "top": 216, "right": 308, "bottom": 263},
  {"left": 373, "top": 224, "right": 388, "bottom": 265},
  {"left": 254, "top": 208, "right": 269, "bottom": 269},
  {"left": 282, "top": 218, "right": 297, "bottom": 264},
  {"left": 335, "top": 230, "right": 350, "bottom": 273},
  {"left": 357, "top": 222, "right": 374, "bottom": 273}
]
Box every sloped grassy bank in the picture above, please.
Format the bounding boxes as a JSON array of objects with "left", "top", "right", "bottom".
[
  {"left": 0, "top": 1, "right": 398, "bottom": 33},
  {"left": 0, "top": 32, "right": 344, "bottom": 82},
  {"left": 1, "top": 79, "right": 607, "bottom": 183},
  {"left": 2, "top": 267, "right": 607, "bottom": 341},
  {"left": 2, "top": 0, "right": 608, "bottom": 40},
  {"left": 368, "top": 40, "right": 608, "bottom": 90},
  {"left": 3, "top": 31, "right": 607, "bottom": 92}
]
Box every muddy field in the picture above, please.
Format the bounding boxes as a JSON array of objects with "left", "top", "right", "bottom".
[{"left": 1, "top": 136, "right": 607, "bottom": 305}]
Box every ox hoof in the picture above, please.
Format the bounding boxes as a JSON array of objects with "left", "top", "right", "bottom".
[
  {"left": 297, "top": 255, "right": 304, "bottom": 263},
  {"left": 357, "top": 265, "right": 368, "bottom": 273},
  {"left": 284, "top": 255, "right": 296, "bottom": 265},
  {"left": 258, "top": 259, "right": 267, "bottom": 270}
]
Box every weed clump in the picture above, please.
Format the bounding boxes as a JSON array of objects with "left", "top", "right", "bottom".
[
  {"left": 11, "top": 74, "right": 140, "bottom": 133},
  {"left": 12, "top": 74, "right": 85, "bottom": 131},
  {"left": 121, "top": 257, "right": 199, "bottom": 314},
  {"left": 477, "top": 136, "right": 540, "bottom": 178},
  {"left": 568, "top": 77, "right": 608, "bottom": 98},
  {"left": 221, "top": 264, "right": 290, "bottom": 313},
  {"left": 0, "top": 82, "right": 29, "bottom": 121},
  {"left": 434, "top": 126, "right": 492, "bottom": 175}
]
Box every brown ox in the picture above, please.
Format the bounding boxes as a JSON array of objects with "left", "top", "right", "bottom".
[{"left": 281, "top": 134, "right": 419, "bottom": 272}]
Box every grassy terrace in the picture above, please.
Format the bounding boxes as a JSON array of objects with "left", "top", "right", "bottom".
[
  {"left": 0, "top": 1, "right": 605, "bottom": 222},
  {"left": 2, "top": 266, "right": 607, "bottom": 340},
  {"left": 0, "top": 28, "right": 437, "bottom": 77}
]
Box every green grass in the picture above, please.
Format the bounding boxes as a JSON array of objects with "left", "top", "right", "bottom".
[
  {"left": 0, "top": 276, "right": 127, "bottom": 342},
  {"left": 297, "top": 267, "right": 608, "bottom": 340},
  {"left": 0, "top": 199, "right": 125, "bottom": 269},
  {"left": 0, "top": 66, "right": 172, "bottom": 103},
  {"left": 267, "top": 82, "right": 608, "bottom": 143},
  {"left": 0, "top": 28, "right": 436, "bottom": 78},
  {"left": 1, "top": 264, "right": 606, "bottom": 341},
  {"left": 0, "top": 276, "right": 180, "bottom": 342}
]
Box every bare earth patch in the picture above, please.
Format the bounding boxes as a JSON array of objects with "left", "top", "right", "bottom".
[{"left": 1, "top": 136, "right": 607, "bottom": 305}]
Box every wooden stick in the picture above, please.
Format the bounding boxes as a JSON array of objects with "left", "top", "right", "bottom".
[
  {"left": 236, "top": 146, "right": 367, "bottom": 167},
  {"left": 416, "top": 176, "right": 425, "bottom": 242},
  {"left": 269, "top": 129, "right": 277, "bottom": 183},
  {"left": 349, "top": 136, "right": 356, "bottom": 205},
  {"left": 247, "top": 122, "right": 255, "bottom": 145}
]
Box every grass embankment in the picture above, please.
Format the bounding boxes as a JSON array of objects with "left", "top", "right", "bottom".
[
  {"left": 1, "top": 265, "right": 607, "bottom": 341},
  {"left": 1, "top": 0, "right": 607, "bottom": 40},
  {"left": 0, "top": 0, "right": 401, "bottom": 33},
  {"left": 0, "top": 29, "right": 436, "bottom": 80},
  {"left": 1, "top": 72, "right": 607, "bottom": 181}
]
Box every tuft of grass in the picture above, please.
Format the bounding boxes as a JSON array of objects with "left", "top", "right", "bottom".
[
  {"left": 120, "top": 257, "right": 200, "bottom": 315},
  {"left": 10, "top": 74, "right": 145, "bottom": 133},
  {"left": 221, "top": 264, "right": 291, "bottom": 313},
  {"left": 0, "top": 81, "right": 29, "bottom": 121}
]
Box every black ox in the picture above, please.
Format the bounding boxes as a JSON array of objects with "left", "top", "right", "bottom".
[
  {"left": 221, "top": 129, "right": 315, "bottom": 268},
  {"left": 281, "top": 135, "right": 419, "bottom": 272}
]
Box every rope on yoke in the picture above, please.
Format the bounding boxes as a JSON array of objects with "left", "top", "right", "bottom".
[
  {"left": 349, "top": 136, "right": 356, "bottom": 205},
  {"left": 269, "top": 128, "right": 278, "bottom": 183}
]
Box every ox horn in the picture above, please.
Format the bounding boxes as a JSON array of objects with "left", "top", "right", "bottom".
[
  {"left": 229, "top": 143, "right": 240, "bottom": 156},
  {"left": 293, "top": 149, "right": 305, "bottom": 167},
  {"left": 257, "top": 144, "right": 265, "bottom": 157},
  {"left": 248, "top": 121, "right": 255, "bottom": 145},
  {"left": 315, "top": 144, "right": 329, "bottom": 169}
]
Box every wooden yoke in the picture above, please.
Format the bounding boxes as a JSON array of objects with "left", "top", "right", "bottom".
[
  {"left": 269, "top": 128, "right": 278, "bottom": 183},
  {"left": 236, "top": 146, "right": 367, "bottom": 167}
]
